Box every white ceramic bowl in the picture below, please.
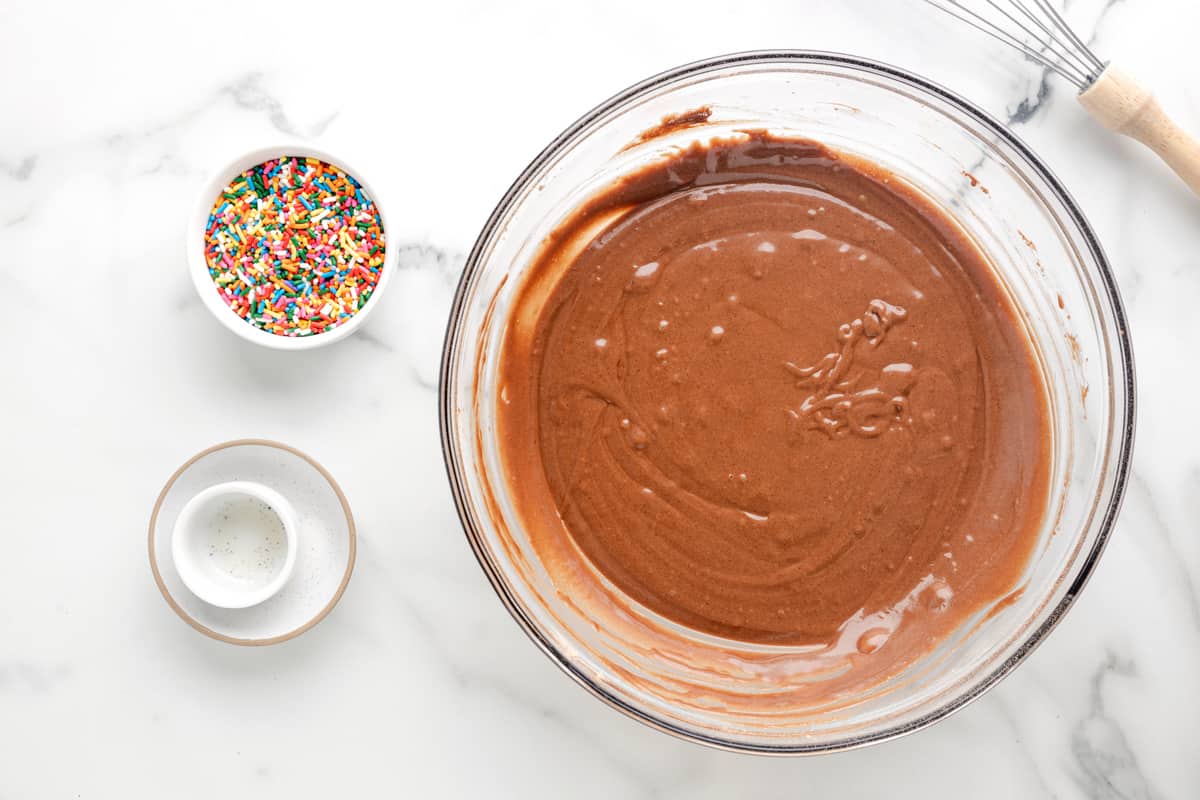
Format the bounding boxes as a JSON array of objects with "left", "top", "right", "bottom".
[
  {"left": 171, "top": 480, "right": 299, "bottom": 609},
  {"left": 187, "top": 145, "right": 396, "bottom": 350}
]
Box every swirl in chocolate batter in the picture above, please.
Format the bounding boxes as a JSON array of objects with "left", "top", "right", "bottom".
[{"left": 786, "top": 298, "right": 911, "bottom": 438}]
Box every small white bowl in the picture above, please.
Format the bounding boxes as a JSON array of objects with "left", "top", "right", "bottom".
[
  {"left": 171, "top": 480, "right": 298, "bottom": 609},
  {"left": 187, "top": 145, "right": 396, "bottom": 350}
]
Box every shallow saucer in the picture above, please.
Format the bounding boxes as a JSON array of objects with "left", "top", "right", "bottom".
[{"left": 149, "top": 439, "right": 356, "bottom": 645}]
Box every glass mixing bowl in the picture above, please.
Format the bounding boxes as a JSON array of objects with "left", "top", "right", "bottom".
[{"left": 439, "top": 51, "right": 1134, "bottom": 753}]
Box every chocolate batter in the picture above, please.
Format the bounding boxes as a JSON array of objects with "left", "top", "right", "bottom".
[{"left": 497, "top": 133, "right": 1050, "bottom": 653}]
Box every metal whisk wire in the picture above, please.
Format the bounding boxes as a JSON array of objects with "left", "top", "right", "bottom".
[
  {"left": 921, "top": 0, "right": 1200, "bottom": 197},
  {"left": 922, "top": 0, "right": 1106, "bottom": 90}
]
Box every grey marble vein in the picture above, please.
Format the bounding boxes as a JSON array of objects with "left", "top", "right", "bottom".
[
  {"left": 3, "top": 209, "right": 30, "bottom": 228},
  {"left": 1070, "top": 653, "right": 1162, "bottom": 800},
  {"left": 137, "top": 152, "right": 188, "bottom": 177},
  {"left": 350, "top": 327, "right": 397, "bottom": 354},
  {"left": 0, "top": 71, "right": 333, "bottom": 181},
  {"left": 989, "top": 692, "right": 1060, "bottom": 799},
  {"left": 365, "top": 557, "right": 666, "bottom": 799},
  {"left": 1008, "top": 70, "right": 1056, "bottom": 125},
  {"left": 1126, "top": 469, "right": 1200, "bottom": 630},
  {"left": 221, "top": 72, "right": 340, "bottom": 138},
  {"left": 1100, "top": 0, "right": 1128, "bottom": 18},
  {"left": 393, "top": 241, "right": 466, "bottom": 284},
  {"left": 0, "top": 155, "right": 35, "bottom": 181},
  {"left": 1001, "top": 0, "right": 1128, "bottom": 126},
  {"left": 0, "top": 662, "right": 72, "bottom": 693},
  {"left": 1080, "top": 0, "right": 1128, "bottom": 52},
  {"left": 118, "top": 75, "right": 292, "bottom": 143},
  {"left": 407, "top": 362, "right": 439, "bottom": 392}
]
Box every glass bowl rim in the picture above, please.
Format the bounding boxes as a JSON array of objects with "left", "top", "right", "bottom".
[{"left": 438, "top": 49, "right": 1137, "bottom": 754}]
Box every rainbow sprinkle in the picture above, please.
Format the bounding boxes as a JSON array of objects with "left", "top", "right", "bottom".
[{"left": 203, "top": 155, "right": 386, "bottom": 337}]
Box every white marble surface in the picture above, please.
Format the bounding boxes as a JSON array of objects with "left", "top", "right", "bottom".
[{"left": 1, "top": 0, "right": 1197, "bottom": 796}]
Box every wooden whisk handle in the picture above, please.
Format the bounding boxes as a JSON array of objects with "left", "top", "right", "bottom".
[{"left": 1078, "top": 65, "right": 1200, "bottom": 197}]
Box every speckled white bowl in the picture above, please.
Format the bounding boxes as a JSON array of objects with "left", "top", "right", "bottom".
[{"left": 149, "top": 439, "right": 356, "bottom": 645}]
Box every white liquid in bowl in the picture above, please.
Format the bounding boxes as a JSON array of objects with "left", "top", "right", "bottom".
[
  {"left": 201, "top": 495, "right": 288, "bottom": 587},
  {"left": 171, "top": 480, "right": 298, "bottom": 608}
]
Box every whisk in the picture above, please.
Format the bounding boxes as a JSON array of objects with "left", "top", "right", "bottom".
[{"left": 922, "top": 0, "right": 1200, "bottom": 196}]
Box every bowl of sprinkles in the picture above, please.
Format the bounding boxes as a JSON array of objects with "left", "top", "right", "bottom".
[{"left": 189, "top": 146, "right": 393, "bottom": 348}]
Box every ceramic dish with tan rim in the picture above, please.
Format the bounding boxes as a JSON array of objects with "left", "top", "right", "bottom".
[{"left": 148, "top": 439, "right": 356, "bottom": 646}]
